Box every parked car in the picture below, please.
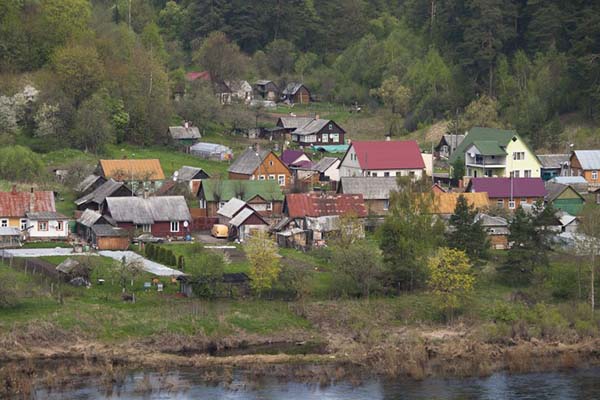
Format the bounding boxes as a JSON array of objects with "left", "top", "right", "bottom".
[
  {"left": 133, "top": 234, "right": 164, "bottom": 244},
  {"left": 211, "top": 224, "right": 229, "bottom": 238}
]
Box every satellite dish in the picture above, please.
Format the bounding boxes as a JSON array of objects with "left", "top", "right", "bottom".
[
  {"left": 183, "top": 221, "right": 189, "bottom": 228},
  {"left": 173, "top": 170, "right": 179, "bottom": 182},
  {"left": 469, "top": 152, "right": 475, "bottom": 158}
]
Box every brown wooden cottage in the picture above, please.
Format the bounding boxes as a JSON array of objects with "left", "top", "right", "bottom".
[
  {"left": 228, "top": 148, "right": 292, "bottom": 189},
  {"left": 281, "top": 82, "right": 310, "bottom": 104},
  {"left": 276, "top": 117, "right": 345, "bottom": 147}
]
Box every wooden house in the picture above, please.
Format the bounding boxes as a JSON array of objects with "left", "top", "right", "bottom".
[
  {"left": 476, "top": 214, "right": 509, "bottom": 250},
  {"left": 570, "top": 150, "right": 600, "bottom": 187},
  {"left": 216, "top": 198, "right": 269, "bottom": 241},
  {"left": 76, "top": 174, "right": 106, "bottom": 196},
  {"left": 281, "top": 82, "right": 310, "bottom": 104},
  {"left": 466, "top": 177, "right": 547, "bottom": 210},
  {"left": 537, "top": 154, "right": 570, "bottom": 181},
  {"left": 167, "top": 124, "right": 201, "bottom": 148},
  {"left": 276, "top": 117, "right": 346, "bottom": 147},
  {"left": 435, "top": 134, "right": 465, "bottom": 159},
  {"left": 97, "top": 159, "right": 165, "bottom": 194},
  {"left": 74, "top": 179, "right": 133, "bottom": 212},
  {"left": 254, "top": 80, "right": 279, "bottom": 101},
  {"left": 337, "top": 177, "right": 398, "bottom": 216},
  {"left": 197, "top": 179, "right": 284, "bottom": 218},
  {"left": 545, "top": 182, "right": 585, "bottom": 215},
  {"left": 228, "top": 148, "right": 292, "bottom": 188},
  {"left": 104, "top": 196, "right": 191, "bottom": 238}
]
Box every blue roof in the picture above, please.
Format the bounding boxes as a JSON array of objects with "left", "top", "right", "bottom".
[{"left": 311, "top": 145, "right": 349, "bottom": 153}]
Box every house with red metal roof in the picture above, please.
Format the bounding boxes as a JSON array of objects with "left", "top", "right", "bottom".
[
  {"left": 338, "top": 140, "right": 425, "bottom": 179},
  {"left": 466, "top": 177, "right": 547, "bottom": 210}
]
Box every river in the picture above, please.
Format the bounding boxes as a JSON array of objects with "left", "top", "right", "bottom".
[{"left": 33, "top": 367, "right": 600, "bottom": 399}]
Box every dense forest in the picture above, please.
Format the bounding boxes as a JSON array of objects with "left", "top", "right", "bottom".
[{"left": 1, "top": 0, "right": 599, "bottom": 153}]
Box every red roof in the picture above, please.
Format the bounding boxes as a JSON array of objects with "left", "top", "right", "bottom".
[
  {"left": 0, "top": 190, "right": 56, "bottom": 218},
  {"left": 185, "top": 71, "right": 211, "bottom": 82},
  {"left": 349, "top": 140, "right": 425, "bottom": 170},
  {"left": 467, "top": 178, "right": 547, "bottom": 199},
  {"left": 285, "top": 193, "right": 367, "bottom": 219}
]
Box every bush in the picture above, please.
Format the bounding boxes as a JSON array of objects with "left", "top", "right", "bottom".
[{"left": 545, "top": 263, "right": 583, "bottom": 300}]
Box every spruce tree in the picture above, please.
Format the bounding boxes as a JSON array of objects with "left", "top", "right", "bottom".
[{"left": 447, "top": 195, "right": 489, "bottom": 262}]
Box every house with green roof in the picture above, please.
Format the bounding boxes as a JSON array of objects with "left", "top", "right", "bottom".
[
  {"left": 450, "top": 127, "right": 541, "bottom": 179},
  {"left": 197, "top": 179, "right": 284, "bottom": 218}
]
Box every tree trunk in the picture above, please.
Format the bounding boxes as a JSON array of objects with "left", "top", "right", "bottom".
[{"left": 592, "top": 252, "right": 595, "bottom": 315}]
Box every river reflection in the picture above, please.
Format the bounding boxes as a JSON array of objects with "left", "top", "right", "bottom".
[{"left": 35, "top": 367, "right": 600, "bottom": 399}]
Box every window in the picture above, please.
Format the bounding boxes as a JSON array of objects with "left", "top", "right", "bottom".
[
  {"left": 57, "top": 221, "right": 63, "bottom": 231},
  {"left": 497, "top": 199, "right": 504, "bottom": 207},
  {"left": 383, "top": 199, "right": 390, "bottom": 211},
  {"left": 266, "top": 202, "right": 273, "bottom": 211},
  {"left": 137, "top": 224, "right": 151, "bottom": 233},
  {"left": 278, "top": 174, "right": 285, "bottom": 186},
  {"left": 511, "top": 170, "right": 520, "bottom": 178},
  {"left": 269, "top": 160, "right": 273, "bottom": 166},
  {"left": 259, "top": 175, "right": 266, "bottom": 180},
  {"left": 328, "top": 123, "right": 333, "bottom": 130},
  {"left": 268, "top": 174, "right": 275, "bottom": 180},
  {"left": 321, "top": 134, "right": 328, "bottom": 143},
  {"left": 371, "top": 172, "right": 378, "bottom": 177},
  {"left": 509, "top": 200, "right": 516, "bottom": 209},
  {"left": 0, "top": 219, "right": 7, "bottom": 227},
  {"left": 409, "top": 171, "right": 415, "bottom": 177},
  {"left": 593, "top": 170, "right": 598, "bottom": 180},
  {"left": 331, "top": 134, "right": 339, "bottom": 143},
  {"left": 524, "top": 170, "right": 531, "bottom": 178},
  {"left": 170, "top": 221, "right": 180, "bottom": 232},
  {"left": 38, "top": 221, "right": 48, "bottom": 231},
  {"left": 199, "top": 199, "right": 207, "bottom": 208},
  {"left": 513, "top": 152, "right": 525, "bottom": 160},
  {"left": 20, "top": 219, "right": 27, "bottom": 231},
  {"left": 384, "top": 172, "right": 390, "bottom": 177},
  {"left": 521, "top": 198, "right": 527, "bottom": 203}
]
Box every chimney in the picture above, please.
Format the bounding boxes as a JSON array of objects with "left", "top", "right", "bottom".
[
  {"left": 184, "top": 121, "right": 189, "bottom": 128},
  {"left": 11, "top": 185, "right": 17, "bottom": 195},
  {"left": 385, "top": 136, "right": 391, "bottom": 142},
  {"left": 315, "top": 114, "right": 320, "bottom": 120}
]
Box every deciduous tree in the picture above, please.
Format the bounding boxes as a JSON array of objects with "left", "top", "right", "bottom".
[{"left": 246, "top": 231, "right": 281, "bottom": 296}]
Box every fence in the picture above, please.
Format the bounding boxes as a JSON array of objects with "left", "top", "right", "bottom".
[{"left": 0, "top": 251, "right": 60, "bottom": 281}]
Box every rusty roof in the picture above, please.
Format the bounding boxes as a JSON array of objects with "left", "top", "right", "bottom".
[
  {"left": 285, "top": 193, "right": 367, "bottom": 219},
  {"left": 431, "top": 192, "right": 490, "bottom": 215},
  {"left": 0, "top": 191, "right": 56, "bottom": 218},
  {"left": 99, "top": 159, "right": 165, "bottom": 181}
]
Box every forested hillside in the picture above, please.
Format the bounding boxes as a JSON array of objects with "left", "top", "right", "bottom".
[{"left": 1, "top": 0, "right": 599, "bottom": 154}]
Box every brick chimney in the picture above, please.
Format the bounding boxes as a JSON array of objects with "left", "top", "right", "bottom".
[{"left": 11, "top": 185, "right": 17, "bottom": 195}]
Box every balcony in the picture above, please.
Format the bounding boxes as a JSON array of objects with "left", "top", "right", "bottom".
[{"left": 466, "top": 155, "right": 506, "bottom": 168}]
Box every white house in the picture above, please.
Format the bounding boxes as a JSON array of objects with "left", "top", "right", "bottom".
[
  {"left": 339, "top": 140, "right": 425, "bottom": 179},
  {"left": 26, "top": 211, "right": 69, "bottom": 239}
]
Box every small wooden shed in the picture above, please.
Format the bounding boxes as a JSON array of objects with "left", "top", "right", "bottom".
[{"left": 91, "top": 224, "right": 130, "bottom": 250}]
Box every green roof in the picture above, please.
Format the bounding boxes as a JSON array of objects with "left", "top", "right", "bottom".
[
  {"left": 471, "top": 140, "right": 507, "bottom": 156},
  {"left": 449, "top": 127, "right": 518, "bottom": 163},
  {"left": 200, "top": 179, "right": 284, "bottom": 202}
]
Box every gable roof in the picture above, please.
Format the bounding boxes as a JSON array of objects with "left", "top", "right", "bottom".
[
  {"left": 346, "top": 140, "right": 425, "bottom": 170},
  {"left": 476, "top": 213, "right": 509, "bottom": 227},
  {"left": 185, "top": 71, "right": 211, "bottom": 81},
  {"left": 436, "top": 134, "right": 465, "bottom": 151},
  {"left": 285, "top": 193, "right": 367, "bottom": 218},
  {"left": 467, "top": 178, "right": 547, "bottom": 198},
  {"left": 470, "top": 140, "right": 506, "bottom": 156},
  {"left": 551, "top": 176, "right": 588, "bottom": 185},
  {"left": 338, "top": 177, "right": 398, "bottom": 200},
  {"left": 75, "top": 179, "right": 130, "bottom": 207},
  {"left": 573, "top": 150, "right": 600, "bottom": 170},
  {"left": 92, "top": 224, "right": 129, "bottom": 237},
  {"left": 229, "top": 207, "right": 268, "bottom": 227},
  {"left": 77, "top": 209, "right": 104, "bottom": 227},
  {"left": 200, "top": 180, "right": 284, "bottom": 202},
  {"left": 0, "top": 191, "right": 55, "bottom": 218},
  {"left": 312, "top": 157, "right": 339, "bottom": 173},
  {"left": 106, "top": 196, "right": 191, "bottom": 224},
  {"left": 256, "top": 79, "right": 275, "bottom": 86},
  {"left": 281, "top": 150, "right": 309, "bottom": 166},
  {"left": 449, "top": 127, "right": 520, "bottom": 164},
  {"left": 431, "top": 192, "right": 490, "bottom": 215},
  {"left": 537, "top": 154, "right": 570, "bottom": 169},
  {"left": 174, "top": 166, "right": 209, "bottom": 181},
  {"left": 545, "top": 182, "right": 585, "bottom": 202},
  {"left": 217, "top": 198, "right": 248, "bottom": 219},
  {"left": 294, "top": 119, "right": 340, "bottom": 136},
  {"left": 168, "top": 126, "right": 201, "bottom": 140},
  {"left": 76, "top": 174, "right": 105, "bottom": 193},
  {"left": 228, "top": 148, "right": 288, "bottom": 175},
  {"left": 99, "top": 159, "right": 165, "bottom": 181},
  {"left": 278, "top": 117, "right": 314, "bottom": 130},
  {"left": 282, "top": 82, "right": 307, "bottom": 95}
]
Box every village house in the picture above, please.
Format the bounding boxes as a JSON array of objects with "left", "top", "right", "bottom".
[
  {"left": 570, "top": 150, "right": 600, "bottom": 187},
  {"left": 275, "top": 192, "right": 367, "bottom": 249},
  {"left": 216, "top": 80, "right": 254, "bottom": 104},
  {"left": 476, "top": 214, "right": 510, "bottom": 250},
  {"left": 97, "top": 159, "right": 165, "bottom": 194},
  {"left": 435, "top": 134, "right": 465, "bottom": 159},
  {"left": 216, "top": 198, "right": 269, "bottom": 241},
  {"left": 430, "top": 192, "right": 491, "bottom": 218},
  {"left": 76, "top": 174, "right": 107, "bottom": 196},
  {"left": 185, "top": 71, "right": 211, "bottom": 82},
  {"left": 167, "top": 165, "right": 210, "bottom": 195},
  {"left": 104, "top": 196, "right": 191, "bottom": 238},
  {"left": 545, "top": 182, "right": 585, "bottom": 215},
  {"left": 281, "top": 149, "right": 311, "bottom": 167},
  {"left": 0, "top": 188, "right": 67, "bottom": 240},
  {"left": 339, "top": 140, "right": 425, "bottom": 179},
  {"left": 312, "top": 157, "right": 341, "bottom": 182},
  {"left": 537, "top": 154, "right": 570, "bottom": 181},
  {"left": 76, "top": 209, "right": 129, "bottom": 250},
  {"left": 197, "top": 179, "right": 284, "bottom": 218},
  {"left": 276, "top": 117, "right": 346, "bottom": 147},
  {"left": 337, "top": 177, "right": 398, "bottom": 216},
  {"left": 466, "top": 177, "right": 547, "bottom": 210},
  {"left": 74, "top": 179, "right": 133, "bottom": 212},
  {"left": 228, "top": 148, "right": 292, "bottom": 188},
  {"left": 167, "top": 123, "right": 201, "bottom": 149},
  {"left": 450, "top": 127, "right": 541, "bottom": 179},
  {"left": 549, "top": 176, "right": 589, "bottom": 195},
  {"left": 254, "top": 80, "right": 279, "bottom": 101},
  {"left": 281, "top": 82, "right": 311, "bottom": 104}
]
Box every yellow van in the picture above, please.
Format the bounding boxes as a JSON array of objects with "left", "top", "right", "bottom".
[{"left": 211, "top": 224, "right": 229, "bottom": 238}]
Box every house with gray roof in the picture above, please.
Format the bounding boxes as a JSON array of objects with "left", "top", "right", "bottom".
[
  {"left": 276, "top": 116, "right": 345, "bottom": 146},
  {"left": 216, "top": 198, "right": 268, "bottom": 242},
  {"left": 75, "top": 179, "right": 133, "bottom": 212},
  {"left": 337, "top": 176, "right": 398, "bottom": 215},
  {"left": 281, "top": 82, "right": 311, "bottom": 104},
  {"left": 104, "top": 196, "right": 191, "bottom": 238},
  {"left": 168, "top": 124, "right": 201, "bottom": 147},
  {"left": 435, "top": 134, "right": 465, "bottom": 159},
  {"left": 228, "top": 148, "right": 292, "bottom": 188},
  {"left": 537, "top": 154, "right": 570, "bottom": 181},
  {"left": 570, "top": 150, "right": 600, "bottom": 186},
  {"left": 76, "top": 174, "right": 106, "bottom": 195},
  {"left": 254, "top": 80, "right": 279, "bottom": 101},
  {"left": 312, "top": 157, "right": 341, "bottom": 182}
]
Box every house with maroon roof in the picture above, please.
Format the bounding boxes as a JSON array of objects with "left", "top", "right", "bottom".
[
  {"left": 466, "top": 177, "right": 547, "bottom": 210},
  {"left": 339, "top": 140, "right": 425, "bottom": 179},
  {"left": 280, "top": 150, "right": 311, "bottom": 167}
]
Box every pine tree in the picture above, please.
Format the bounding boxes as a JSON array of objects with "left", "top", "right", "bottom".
[{"left": 447, "top": 195, "right": 489, "bottom": 261}]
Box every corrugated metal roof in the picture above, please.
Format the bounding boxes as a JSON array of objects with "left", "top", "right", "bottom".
[
  {"left": 174, "top": 166, "right": 209, "bottom": 181},
  {"left": 76, "top": 174, "right": 104, "bottom": 193},
  {"left": 75, "top": 179, "right": 130, "bottom": 206},
  {"left": 217, "top": 198, "right": 247, "bottom": 219},
  {"left": 339, "top": 177, "right": 398, "bottom": 200},
  {"left": 282, "top": 82, "right": 306, "bottom": 95},
  {"left": 92, "top": 224, "right": 128, "bottom": 237},
  {"left": 168, "top": 126, "right": 201, "bottom": 140},
  {"left": 573, "top": 150, "right": 600, "bottom": 170},
  {"left": 285, "top": 193, "right": 367, "bottom": 218},
  {"left": 350, "top": 141, "right": 425, "bottom": 170},
  {"left": 228, "top": 148, "right": 272, "bottom": 175},
  {"left": 229, "top": 208, "right": 260, "bottom": 227},
  {"left": 449, "top": 127, "right": 518, "bottom": 164},
  {"left": 278, "top": 117, "right": 314, "bottom": 130},
  {"left": 551, "top": 176, "right": 588, "bottom": 184},
  {"left": 0, "top": 191, "right": 56, "bottom": 218},
  {"left": 99, "top": 159, "right": 165, "bottom": 181},
  {"left": 200, "top": 179, "right": 284, "bottom": 202},
  {"left": 537, "top": 154, "right": 570, "bottom": 169},
  {"left": 26, "top": 211, "right": 68, "bottom": 220},
  {"left": 432, "top": 192, "right": 490, "bottom": 215},
  {"left": 312, "top": 157, "right": 339, "bottom": 173},
  {"left": 471, "top": 140, "right": 506, "bottom": 156},
  {"left": 106, "top": 196, "right": 191, "bottom": 224},
  {"left": 77, "top": 209, "right": 103, "bottom": 227},
  {"left": 294, "top": 119, "right": 332, "bottom": 136},
  {"left": 467, "top": 178, "right": 547, "bottom": 198},
  {"left": 476, "top": 213, "right": 508, "bottom": 227}
]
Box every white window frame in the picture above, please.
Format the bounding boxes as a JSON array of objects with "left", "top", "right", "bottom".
[
  {"left": 277, "top": 174, "right": 285, "bottom": 186},
  {"left": 268, "top": 174, "right": 275, "bottom": 180},
  {"left": 524, "top": 170, "right": 531, "bottom": 178},
  {"left": 20, "top": 219, "right": 27, "bottom": 231},
  {"left": 497, "top": 199, "right": 504, "bottom": 208},
  {"left": 170, "top": 221, "right": 180, "bottom": 233},
  {"left": 266, "top": 202, "right": 273, "bottom": 211},
  {"left": 331, "top": 133, "right": 339, "bottom": 143},
  {"left": 321, "top": 133, "right": 328, "bottom": 143},
  {"left": 199, "top": 199, "right": 207, "bottom": 208},
  {"left": 509, "top": 200, "right": 516, "bottom": 210},
  {"left": 57, "top": 221, "right": 63, "bottom": 231},
  {"left": 259, "top": 175, "right": 266, "bottom": 181},
  {"left": 38, "top": 221, "right": 48, "bottom": 231},
  {"left": 0, "top": 219, "right": 7, "bottom": 228}
]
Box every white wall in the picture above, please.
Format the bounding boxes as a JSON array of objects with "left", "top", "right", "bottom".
[
  {"left": 324, "top": 159, "right": 341, "bottom": 181},
  {"left": 27, "top": 219, "right": 69, "bottom": 239},
  {"left": 339, "top": 146, "right": 363, "bottom": 177}
]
